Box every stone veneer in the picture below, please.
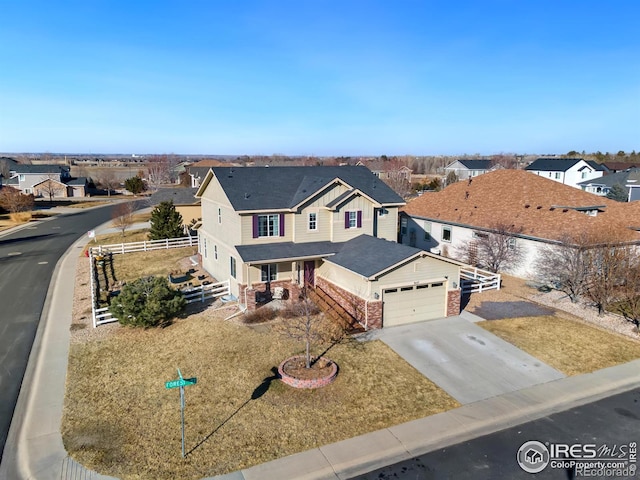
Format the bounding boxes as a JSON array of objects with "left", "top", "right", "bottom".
[
  {"left": 447, "top": 288, "right": 461, "bottom": 316},
  {"left": 315, "top": 276, "right": 382, "bottom": 329}
]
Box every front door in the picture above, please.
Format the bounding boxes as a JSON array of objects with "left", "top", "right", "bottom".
[{"left": 304, "top": 261, "right": 315, "bottom": 287}]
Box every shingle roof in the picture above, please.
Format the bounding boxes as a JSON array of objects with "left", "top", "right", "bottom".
[
  {"left": 402, "top": 169, "right": 640, "bottom": 242},
  {"left": 457, "top": 159, "right": 493, "bottom": 170},
  {"left": 150, "top": 187, "right": 199, "bottom": 205},
  {"left": 235, "top": 241, "right": 341, "bottom": 263},
  {"left": 10, "top": 164, "right": 70, "bottom": 174},
  {"left": 210, "top": 166, "right": 404, "bottom": 211},
  {"left": 66, "top": 177, "right": 88, "bottom": 186},
  {"left": 578, "top": 170, "right": 640, "bottom": 190},
  {"left": 603, "top": 162, "right": 639, "bottom": 172},
  {"left": 325, "top": 235, "right": 423, "bottom": 278},
  {"left": 525, "top": 158, "right": 583, "bottom": 171}
]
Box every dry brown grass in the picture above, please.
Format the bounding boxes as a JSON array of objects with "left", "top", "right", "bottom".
[
  {"left": 479, "top": 315, "right": 640, "bottom": 376},
  {"left": 63, "top": 314, "right": 458, "bottom": 480},
  {"left": 66, "top": 201, "right": 112, "bottom": 208},
  {"left": 9, "top": 211, "right": 33, "bottom": 223},
  {"left": 110, "top": 247, "right": 197, "bottom": 283}
]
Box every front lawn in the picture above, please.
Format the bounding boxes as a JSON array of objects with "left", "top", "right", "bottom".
[
  {"left": 62, "top": 313, "right": 459, "bottom": 479},
  {"left": 479, "top": 315, "right": 640, "bottom": 375}
]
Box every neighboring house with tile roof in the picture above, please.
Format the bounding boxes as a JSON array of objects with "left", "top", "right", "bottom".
[
  {"left": 8, "top": 164, "right": 89, "bottom": 198},
  {"left": 525, "top": 158, "right": 605, "bottom": 189},
  {"left": 602, "top": 161, "right": 639, "bottom": 173},
  {"left": 400, "top": 169, "right": 640, "bottom": 278},
  {"left": 444, "top": 159, "right": 500, "bottom": 180},
  {"left": 196, "top": 165, "right": 463, "bottom": 328},
  {"left": 578, "top": 169, "right": 640, "bottom": 200}
]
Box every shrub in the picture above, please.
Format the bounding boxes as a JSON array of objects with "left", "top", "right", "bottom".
[
  {"left": 9, "top": 212, "right": 32, "bottom": 223},
  {"left": 243, "top": 306, "right": 277, "bottom": 324},
  {"left": 110, "top": 276, "right": 185, "bottom": 328}
]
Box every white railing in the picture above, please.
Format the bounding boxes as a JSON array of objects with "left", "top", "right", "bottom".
[
  {"left": 182, "top": 280, "right": 231, "bottom": 304},
  {"left": 89, "top": 236, "right": 197, "bottom": 255},
  {"left": 460, "top": 266, "right": 501, "bottom": 293}
]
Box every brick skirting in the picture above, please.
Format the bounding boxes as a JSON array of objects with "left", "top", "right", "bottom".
[
  {"left": 447, "top": 288, "right": 461, "bottom": 316},
  {"left": 315, "top": 276, "right": 382, "bottom": 329}
]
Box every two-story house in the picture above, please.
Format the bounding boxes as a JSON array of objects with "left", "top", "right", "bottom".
[
  {"left": 7, "top": 164, "right": 88, "bottom": 197},
  {"left": 196, "top": 166, "right": 463, "bottom": 328},
  {"left": 524, "top": 158, "right": 605, "bottom": 189},
  {"left": 444, "top": 159, "right": 500, "bottom": 180}
]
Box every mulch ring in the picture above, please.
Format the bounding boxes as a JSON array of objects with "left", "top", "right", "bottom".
[{"left": 472, "top": 300, "right": 556, "bottom": 320}]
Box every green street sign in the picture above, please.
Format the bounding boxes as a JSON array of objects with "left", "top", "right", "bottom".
[{"left": 165, "top": 377, "right": 197, "bottom": 389}]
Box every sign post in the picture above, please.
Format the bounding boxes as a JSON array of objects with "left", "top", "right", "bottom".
[{"left": 165, "top": 368, "right": 197, "bottom": 458}]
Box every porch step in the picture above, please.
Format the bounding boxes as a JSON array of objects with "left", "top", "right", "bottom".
[{"left": 307, "top": 286, "right": 366, "bottom": 335}]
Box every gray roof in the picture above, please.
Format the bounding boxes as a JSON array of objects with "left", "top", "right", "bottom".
[
  {"left": 325, "top": 235, "right": 423, "bottom": 278},
  {"left": 525, "top": 158, "right": 606, "bottom": 172},
  {"left": 66, "top": 177, "right": 88, "bottom": 186},
  {"left": 235, "top": 241, "right": 342, "bottom": 263},
  {"left": 457, "top": 159, "right": 493, "bottom": 170},
  {"left": 150, "top": 187, "right": 200, "bottom": 205},
  {"left": 10, "top": 164, "right": 70, "bottom": 174},
  {"left": 578, "top": 170, "right": 640, "bottom": 190},
  {"left": 210, "top": 166, "right": 404, "bottom": 211},
  {"left": 188, "top": 166, "right": 211, "bottom": 182}
]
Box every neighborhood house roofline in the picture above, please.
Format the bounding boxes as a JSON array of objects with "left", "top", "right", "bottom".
[
  {"left": 244, "top": 253, "right": 336, "bottom": 265},
  {"left": 31, "top": 178, "right": 68, "bottom": 187},
  {"left": 403, "top": 212, "right": 640, "bottom": 247}
]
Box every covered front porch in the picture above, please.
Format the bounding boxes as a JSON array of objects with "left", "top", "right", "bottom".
[{"left": 235, "top": 240, "right": 342, "bottom": 310}]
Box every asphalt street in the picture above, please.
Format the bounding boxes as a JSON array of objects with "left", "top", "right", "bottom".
[
  {"left": 0, "top": 203, "right": 124, "bottom": 464},
  {"left": 351, "top": 388, "right": 640, "bottom": 480}
]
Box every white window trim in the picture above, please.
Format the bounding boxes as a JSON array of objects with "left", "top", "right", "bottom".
[
  {"left": 442, "top": 226, "right": 452, "bottom": 243},
  {"left": 308, "top": 212, "right": 318, "bottom": 231},
  {"left": 347, "top": 211, "right": 357, "bottom": 229},
  {"left": 258, "top": 214, "right": 280, "bottom": 237}
]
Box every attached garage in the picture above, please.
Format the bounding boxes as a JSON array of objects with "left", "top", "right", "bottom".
[
  {"left": 316, "top": 235, "right": 464, "bottom": 329},
  {"left": 382, "top": 280, "right": 447, "bottom": 327}
]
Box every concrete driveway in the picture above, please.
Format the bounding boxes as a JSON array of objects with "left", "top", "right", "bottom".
[{"left": 372, "top": 314, "right": 565, "bottom": 404}]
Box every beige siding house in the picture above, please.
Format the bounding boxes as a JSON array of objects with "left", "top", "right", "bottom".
[{"left": 196, "top": 166, "right": 463, "bottom": 328}]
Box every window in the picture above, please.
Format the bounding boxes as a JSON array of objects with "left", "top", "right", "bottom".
[
  {"left": 400, "top": 217, "right": 407, "bottom": 235},
  {"left": 19, "top": 174, "right": 25, "bottom": 181},
  {"left": 214, "top": 245, "right": 218, "bottom": 260},
  {"left": 554, "top": 172, "right": 561, "bottom": 179},
  {"left": 203, "top": 238, "right": 207, "bottom": 258},
  {"left": 23, "top": 188, "right": 32, "bottom": 194},
  {"left": 344, "top": 210, "right": 361, "bottom": 229},
  {"left": 442, "top": 226, "right": 452, "bottom": 243},
  {"left": 218, "top": 208, "right": 222, "bottom": 224},
  {"left": 507, "top": 237, "right": 517, "bottom": 250},
  {"left": 308, "top": 212, "right": 317, "bottom": 231},
  {"left": 581, "top": 171, "right": 588, "bottom": 179},
  {"left": 423, "top": 221, "right": 431, "bottom": 240},
  {"left": 256, "top": 214, "right": 281, "bottom": 237},
  {"left": 260, "top": 264, "right": 277, "bottom": 282},
  {"left": 230, "top": 257, "right": 236, "bottom": 278}
]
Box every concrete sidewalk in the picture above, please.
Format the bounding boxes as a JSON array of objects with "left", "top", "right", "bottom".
[{"left": 2, "top": 235, "right": 640, "bottom": 479}]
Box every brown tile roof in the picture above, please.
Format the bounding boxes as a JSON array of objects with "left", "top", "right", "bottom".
[{"left": 402, "top": 169, "right": 640, "bottom": 243}]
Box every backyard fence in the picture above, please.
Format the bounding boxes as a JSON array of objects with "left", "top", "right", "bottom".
[
  {"left": 460, "top": 266, "right": 501, "bottom": 294},
  {"left": 89, "top": 236, "right": 230, "bottom": 327}
]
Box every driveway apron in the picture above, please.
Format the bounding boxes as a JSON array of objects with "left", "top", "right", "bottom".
[{"left": 374, "top": 316, "right": 565, "bottom": 404}]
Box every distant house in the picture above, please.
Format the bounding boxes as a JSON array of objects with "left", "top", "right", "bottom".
[
  {"left": 579, "top": 170, "right": 640, "bottom": 201},
  {"left": 524, "top": 158, "right": 605, "bottom": 189},
  {"left": 355, "top": 159, "right": 413, "bottom": 182},
  {"left": 187, "top": 160, "right": 234, "bottom": 188},
  {"left": 400, "top": 169, "right": 640, "bottom": 278},
  {"left": 444, "top": 159, "right": 500, "bottom": 180},
  {"left": 149, "top": 187, "right": 201, "bottom": 228},
  {"left": 602, "top": 161, "right": 639, "bottom": 173},
  {"left": 7, "top": 164, "right": 89, "bottom": 198}
]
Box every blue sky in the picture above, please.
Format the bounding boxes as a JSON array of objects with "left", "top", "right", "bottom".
[{"left": 1, "top": 1, "right": 638, "bottom": 156}]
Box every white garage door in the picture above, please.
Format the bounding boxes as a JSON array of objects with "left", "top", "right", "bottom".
[{"left": 382, "top": 281, "right": 447, "bottom": 327}]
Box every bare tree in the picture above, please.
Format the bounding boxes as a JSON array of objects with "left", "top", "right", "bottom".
[
  {"left": 111, "top": 201, "right": 136, "bottom": 238},
  {"left": 534, "top": 236, "right": 590, "bottom": 304},
  {"left": 277, "top": 293, "right": 340, "bottom": 369},
  {"left": 457, "top": 224, "right": 524, "bottom": 273},
  {"left": 584, "top": 242, "right": 635, "bottom": 316},
  {"left": 0, "top": 186, "right": 35, "bottom": 213},
  {"left": 146, "top": 154, "right": 180, "bottom": 191},
  {"left": 37, "top": 174, "right": 66, "bottom": 201},
  {"left": 381, "top": 157, "right": 412, "bottom": 198},
  {"left": 615, "top": 257, "right": 640, "bottom": 331},
  {"left": 98, "top": 170, "right": 120, "bottom": 197}
]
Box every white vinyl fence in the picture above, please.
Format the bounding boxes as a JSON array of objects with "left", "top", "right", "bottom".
[
  {"left": 460, "top": 266, "right": 501, "bottom": 293},
  {"left": 89, "top": 236, "right": 230, "bottom": 327}
]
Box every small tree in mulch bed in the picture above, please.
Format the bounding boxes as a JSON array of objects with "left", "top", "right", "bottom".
[
  {"left": 110, "top": 276, "right": 185, "bottom": 328},
  {"left": 277, "top": 294, "right": 341, "bottom": 369}
]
